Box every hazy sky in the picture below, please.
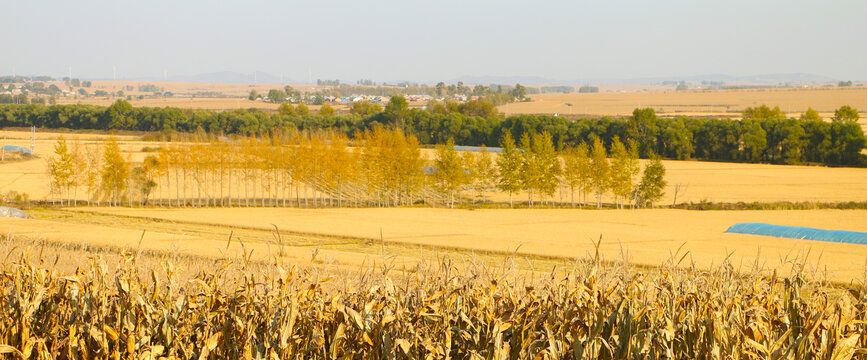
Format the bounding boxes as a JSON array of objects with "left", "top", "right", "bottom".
[{"left": 4, "top": 0, "right": 865, "bottom": 82}]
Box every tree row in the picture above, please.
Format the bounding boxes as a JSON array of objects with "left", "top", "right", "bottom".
[
  {"left": 47, "top": 129, "right": 667, "bottom": 209},
  {"left": 15, "top": 100, "right": 864, "bottom": 166}
]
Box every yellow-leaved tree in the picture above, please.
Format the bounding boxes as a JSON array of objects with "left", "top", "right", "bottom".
[
  {"left": 101, "top": 137, "right": 129, "bottom": 206},
  {"left": 48, "top": 136, "right": 78, "bottom": 205}
]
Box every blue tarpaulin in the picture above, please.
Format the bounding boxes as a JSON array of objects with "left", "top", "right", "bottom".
[
  {"left": 725, "top": 222, "right": 867, "bottom": 245},
  {"left": 2, "top": 145, "right": 31, "bottom": 154}
]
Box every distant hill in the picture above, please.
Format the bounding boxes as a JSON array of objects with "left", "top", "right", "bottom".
[
  {"left": 448, "top": 73, "right": 836, "bottom": 85},
  {"left": 449, "top": 75, "right": 553, "bottom": 85},
  {"left": 168, "top": 71, "right": 285, "bottom": 83}
]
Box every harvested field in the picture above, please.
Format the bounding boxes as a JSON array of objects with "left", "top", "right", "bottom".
[
  {"left": 501, "top": 87, "right": 867, "bottom": 127},
  {"left": 53, "top": 97, "right": 336, "bottom": 113},
  {"left": 52, "top": 207, "right": 867, "bottom": 282}
]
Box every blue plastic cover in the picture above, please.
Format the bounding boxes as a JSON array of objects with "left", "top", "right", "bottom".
[
  {"left": 726, "top": 222, "right": 867, "bottom": 245},
  {"left": 2, "top": 145, "right": 31, "bottom": 153}
]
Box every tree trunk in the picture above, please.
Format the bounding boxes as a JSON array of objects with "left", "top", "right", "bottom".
[{"left": 571, "top": 186, "right": 575, "bottom": 208}]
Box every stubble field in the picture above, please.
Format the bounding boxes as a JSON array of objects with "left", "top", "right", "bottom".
[
  {"left": 1, "top": 206, "right": 865, "bottom": 282},
  {"left": 499, "top": 86, "right": 867, "bottom": 125}
]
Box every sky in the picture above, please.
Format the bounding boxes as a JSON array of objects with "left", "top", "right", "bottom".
[{"left": 3, "top": 0, "right": 866, "bottom": 83}]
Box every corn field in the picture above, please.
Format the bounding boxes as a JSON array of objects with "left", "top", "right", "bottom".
[{"left": 1, "top": 246, "right": 865, "bottom": 359}]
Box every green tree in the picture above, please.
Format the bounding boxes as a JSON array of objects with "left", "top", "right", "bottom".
[
  {"left": 278, "top": 102, "right": 296, "bottom": 116},
  {"left": 832, "top": 105, "right": 860, "bottom": 123},
  {"left": 107, "top": 99, "right": 135, "bottom": 129},
  {"left": 781, "top": 125, "right": 806, "bottom": 164},
  {"left": 496, "top": 132, "right": 522, "bottom": 207},
  {"left": 350, "top": 101, "right": 381, "bottom": 116},
  {"left": 267, "top": 89, "right": 287, "bottom": 103},
  {"left": 248, "top": 89, "right": 259, "bottom": 101},
  {"left": 296, "top": 103, "right": 310, "bottom": 116},
  {"left": 384, "top": 95, "right": 409, "bottom": 129},
  {"left": 101, "top": 137, "right": 129, "bottom": 206},
  {"left": 628, "top": 108, "right": 658, "bottom": 157},
  {"left": 458, "top": 100, "right": 498, "bottom": 118},
  {"left": 511, "top": 83, "right": 527, "bottom": 99},
  {"left": 589, "top": 137, "right": 609, "bottom": 209},
  {"left": 319, "top": 103, "right": 335, "bottom": 116},
  {"left": 743, "top": 105, "right": 785, "bottom": 121},
  {"left": 801, "top": 107, "right": 822, "bottom": 122},
  {"left": 742, "top": 119, "right": 767, "bottom": 162},
  {"left": 636, "top": 154, "right": 666, "bottom": 208},
  {"left": 659, "top": 119, "right": 693, "bottom": 160}
]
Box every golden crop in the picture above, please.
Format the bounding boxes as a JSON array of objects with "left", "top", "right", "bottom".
[{"left": 1, "top": 248, "right": 865, "bottom": 359}]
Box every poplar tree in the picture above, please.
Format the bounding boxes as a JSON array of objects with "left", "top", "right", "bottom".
[
  {"left": 325, "top": 132, "right": 352, "bottom": 207},
  {"left": 101, "top": 137, "right": 129, "bottom": 206},
  {"left": 433, "top": 139, "right": 464, "bottom": 208},
  {"left": 496, "top": 132, "right": 522, "bottom": 207},
  {"left": 519, "top": 132, "right": 540, "bottom": 207},
  {"left": 574, "top": 143, "right": 592, "bottom": 206},
  {"left": 395, "top": 132, "right": 424, "bottom": 206},
  {"left": 473, "top": 146, "right": 497, "bottom": 203},
  {"left": 532, "top": 131, "right": 560, "bottom": 205},
  {"left": 562, "top": 145, "right": 591, "bottom": 207},
  {"left": 461, "top": 151, "right": 478, "bottom": 204},
  {"left": 589, "top": 137, "right": 609, "bottom": 209},
  {"left": 637, "top": 153, "right": 667, "bottom": 208},
  {"left": 48, "top": 137, "right": 77, "bottom": 205},
  {"left": 82, "top": 144, "right": 102, "bottom": 206},
  {"left": 609, "top": 137, "right": 639, "bottom": 208}
]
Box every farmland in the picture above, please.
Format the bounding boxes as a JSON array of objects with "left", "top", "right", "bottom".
[
  {"left": 8, "top": 206, "right": 861, "bottom": 282},
  {"left": 4, "top": 225, "right": 865, "bottom": 359},
  {"left": 500, "top": 86, "right": 867, "bottom": 119},
  {"left": 1, "top": 127, "right": 867, "bottom": 356}
]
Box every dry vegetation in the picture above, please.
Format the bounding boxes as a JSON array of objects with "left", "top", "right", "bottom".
[{"left": 1, "top": 226, "right": 867, "bottom": 358}]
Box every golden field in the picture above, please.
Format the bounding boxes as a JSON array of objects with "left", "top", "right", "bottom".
[
  {"left": 1, "top": 130, "right": 865, "bottom": 282},
  {"left": 1, "top": 206, "right": 864, "bottom": 282},
  {"left": 85, "top": 80, "right": 319, "bottom": 97},
  {"left": 54, "top": 96, "right": 336, "bottom": 113},
  {"left": 500, "top": 86, "right": 867, "bottom": 122}
]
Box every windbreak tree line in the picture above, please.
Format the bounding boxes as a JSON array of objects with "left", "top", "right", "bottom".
[
  {"left": 47, "top": 129, "right": 667, "bottom": 209},
  {"left": 10, "top": 100, "right": 866, "bottom": 166}
]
